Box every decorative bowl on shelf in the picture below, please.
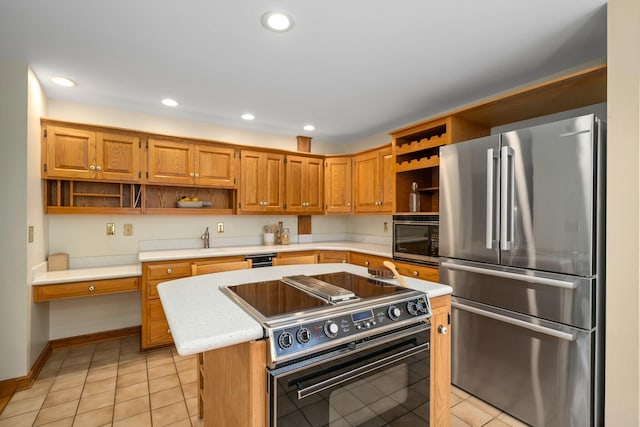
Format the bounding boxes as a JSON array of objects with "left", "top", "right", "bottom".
[{"left": 177, "top": 200, "right": 204, "bottom": 208}]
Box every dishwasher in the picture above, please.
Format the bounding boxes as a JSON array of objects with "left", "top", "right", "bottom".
[{"left": 244, "top": 253, "right": 277, "bottom": 268}]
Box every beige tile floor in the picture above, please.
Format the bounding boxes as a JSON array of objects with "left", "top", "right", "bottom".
[{"left": 0, "top": 335, "right": 529, "bottom": 427}]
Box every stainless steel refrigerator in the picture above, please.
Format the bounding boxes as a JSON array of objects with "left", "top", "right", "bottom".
[{"left": 439, "top": 114, "right": 605, "bottom": 427}]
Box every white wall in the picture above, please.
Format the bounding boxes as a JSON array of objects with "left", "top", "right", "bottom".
[
  {"left": 27, "top": 69, "right": 49, "bottom": 366},
  {"left": 0, "top": 59, "right": 29, "bottom": 380},
  {"left": 606, "top": 0, "right": 640, "bottom": 424}
]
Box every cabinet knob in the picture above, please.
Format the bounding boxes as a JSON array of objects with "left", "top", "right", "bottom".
[
  {"left": 413, "top": 271, "right": 419, "bottom": 276},
  {"left": 195, "top": 173, "right": 199, "bottom": 177},
  {"left": 347, "top": 202, "right": 351, "bottom": 207},
  {"left": 96, "top": 165, "right": 102, "bottom": 171},
  {"left": 190, "top": 172, "right": 195, "bottom": 177},
  {"left": 167, "top": 268, "right": 173, "bottom": 274},
  {"left": 89, "top": 165, "right": 96, "bottom": 170},
  {"left": 364, "top": 261, "right": 369, "bottom": 266},
  {"left": 341, "top": 259, "right": 346, "bottom": 263},
  {"left": 167, "top": 328, "right": 171, "bottom": 334},
  {"left": 438, "top": 325, "right": 448, "bottom": 335},
  {"left": 88, "top": 285, "right": 95, "bottom": 292}
]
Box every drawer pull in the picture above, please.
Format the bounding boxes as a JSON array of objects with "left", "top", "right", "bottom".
[
  {"left": 364, "top": 261, "right": 369, "bottom": 266},
  {"left": 88, "top": 285, "right": 95, "bottom": 292},
  {"left": 167, "top": 328, "right": 171, "bottom": 334},
  {"left": 438, "top": 325, "right": 448, "bottom": 335},
  {"left": 413, "top": 271, "right": 419, "bottom": 276},
  {"left": 167, "top": 268, "right": 173, "bottom": 274}
]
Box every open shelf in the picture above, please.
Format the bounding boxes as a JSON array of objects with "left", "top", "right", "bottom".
[
  {"left": 45, "top": 180, "right": 142, "bottom": 214},
  {"left": 143, "top": 185, "right": 235, "bottom": 215}
]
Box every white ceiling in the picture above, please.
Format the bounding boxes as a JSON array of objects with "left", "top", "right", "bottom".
[{"left": 0, "top": 0, "right": 607, "bottom": 143}]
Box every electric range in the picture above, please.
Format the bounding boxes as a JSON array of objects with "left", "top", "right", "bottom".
[{"left": 220, "top": 271, "right": 431, "bottom": 368}]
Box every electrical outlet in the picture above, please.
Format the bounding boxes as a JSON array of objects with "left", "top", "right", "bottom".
[
  {"left": 106, "top": 223, "right": 116, "bottom": 235},
  {"left": 123, "top": 224, "right": 133, "bottom": 236},
  {"left": 383, "top": 222, "right": 388, "bottom": 233},
  {"left": 28, "top": 225, "right": 34, "bottom": 243},
  {"left": 217, "top": 222, "right": 224, "bottom": 233}
]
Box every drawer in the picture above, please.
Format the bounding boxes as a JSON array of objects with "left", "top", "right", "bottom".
[
  {"left": 34, "top": 276, "right": 140, "bottom": 302},
  {"left": 147, "top": 298, "right": 168, "bottom": 321},
  {"left": 394, "top": 262, "right": 439, "bottom": 282},
  {"left": 318, "top": 251, "right": 349, "bottom": 264},
  {"left": 145, "top": 262, "right": 191, "bottom": 280},
  {"left": 147, "top": 279, "right": 171, "bottom": 300},
  {"left": 349, "top": 252, "right": 390, "bottom": 268}
]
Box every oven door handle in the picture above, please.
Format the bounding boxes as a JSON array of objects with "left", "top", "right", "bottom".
[{"left": 296, "top": 342, "right": 429, "bottom": 400}]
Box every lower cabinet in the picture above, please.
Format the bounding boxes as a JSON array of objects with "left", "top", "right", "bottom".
[
  {"left": 198, "top": 294, "right": 451, "bottom": 427},
  {"left": 141, "top": 256, "right": 246, "bottom": 350},
  {"left": 318, "top": 250, "right": 349, "bottom": 263}
]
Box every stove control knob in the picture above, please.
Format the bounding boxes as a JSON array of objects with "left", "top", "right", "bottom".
[
  {"left": 324, "top": 321, "right": 339, "bottom": 338},
  {"left": 296, "top": 328, "right": 311, "bottom": 344},
  {"left": 278, "top": 332, "right": 293, "bottom": 349},
  {"left": 388, "top": 306, "right": 402, "bottom": 321},
  {"left": 407, "top": 301, "right": 419, "bottom": 316}
]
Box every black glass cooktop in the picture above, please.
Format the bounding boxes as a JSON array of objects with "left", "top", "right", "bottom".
[{"left": 225, "top": 272, "right": 409, "bottom": 319}]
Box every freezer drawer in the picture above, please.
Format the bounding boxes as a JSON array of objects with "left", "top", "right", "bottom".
[
  {"left": 440, "top": 258, "right": 595, "bottom": 329},
  {"left": 451, "top": 297, "right": 598, "bottom": 427}
]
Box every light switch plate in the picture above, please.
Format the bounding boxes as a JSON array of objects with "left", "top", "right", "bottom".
[
  {"left": 123, "top": 224, "right": 133, "bottom": 236},
  {"left": 106, "top": 223, "right": 116, "bottom": 235},
  {"left": 28, "top": 225, "right": 34, "bottom": 243},
  {"left": 217, "top": 222, "right": 224, "bottom": 233}
]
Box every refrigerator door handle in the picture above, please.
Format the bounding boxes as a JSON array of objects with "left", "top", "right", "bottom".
[
  {"left": 440, "top": 261, "right": 578, "bottom": 289},
  {"left": 451, "top": 301, "right": 577, "bottom": 342},
  {"left": 500, "top": 146, "right": 515, "bottom": 250},
  {"left": 486, "top": 148, "right": 496, "bottom": 249}
]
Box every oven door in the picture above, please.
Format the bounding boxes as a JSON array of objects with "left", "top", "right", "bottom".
[{"left": 268, "top": 324, "right": 430, "bottom": 427}]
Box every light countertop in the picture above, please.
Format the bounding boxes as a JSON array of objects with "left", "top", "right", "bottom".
[
  {"left": 32, "top": 264, "right": 142, "bottom": 285},
  {"left": 138, "top": 241, "right": 391, "bottom": 262},
  {"left": 157, "top": 263, "right": 451, "bottom": 356}
]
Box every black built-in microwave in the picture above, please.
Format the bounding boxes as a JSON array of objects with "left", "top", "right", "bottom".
[{"left": 392, "top": 214, "right": 439, "bottom": 266}]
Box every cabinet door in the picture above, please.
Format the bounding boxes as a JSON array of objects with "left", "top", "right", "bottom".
[
  {"left": 324, "top": 157, "right": 352, "bottom": 214},
  {"left": 262, "top": 152, "right": 286, "bottom": 213},
  {"left": 318, "top": 251, "right": 349, "bottom": 263},
  {"left": 147, "top": 138, "right": 194, "bottom": 185},
  {"left": 194, "top": 144, "right": 236, "bottom": 188},
  {"left": 239, "top": 150, "right": 264, "bottom": 212},
  {"left": 430, "top": 295, "right": 451, "bottom": 427},
  {"left": 96, "top": 132, "right": 141, "bottom": 182},
  {"left": 285, "top": 155, "right": 305, "bottom": 212},
  {"left": 304, "top": 156, "right": 324, "bottom": 213},
  {"left": 286, "top": 155, "right": 324, "bottom": 213},
  {"left": 379, "top": 146, "right": 393, "bottom": 212},
  {"left": 353, "top": 150, "right": 381, "bottom": 213},
  {"left": 44, "top": 125, "right": 96, "bottom": 179}
]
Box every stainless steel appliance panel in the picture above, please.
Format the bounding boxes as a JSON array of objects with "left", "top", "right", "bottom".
[
  {"left": 451, "top": 297, "right": 595, "bottom": 427},
  {"left": 439, "top": 135, "right": 501, "bottom": 264},
  {"left": 500, "top": 115, "right": 597, "bottom": 276},
  {"left": 440, "top": 258, "right": 595, "bottom": 329},
  {"left": 392, "top": 214, "right": 439, "bottom": 265}
]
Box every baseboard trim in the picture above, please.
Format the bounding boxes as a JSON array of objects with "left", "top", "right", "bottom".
[
  {"left": 50, "top": 325, "right": 141, "bottom": 350},
  {"left": 0, "top": 325, "right": 141, "bottom": 414}
]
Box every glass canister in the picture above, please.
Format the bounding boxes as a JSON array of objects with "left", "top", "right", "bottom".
[
  {"left": 409, "top": 182, "right": 421, "bottom": 212},
  {"left": 280, "top": 228, "right": 290, "bottom": 245}
]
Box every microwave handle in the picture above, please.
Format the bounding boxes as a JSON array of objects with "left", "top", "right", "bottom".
[{"left": 297, "top": 343, "right": 429, "bottom": 400}]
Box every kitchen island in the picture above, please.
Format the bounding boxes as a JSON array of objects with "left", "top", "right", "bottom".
[{"left": 158, "top": 263, "right": 452, "bottom": 427}]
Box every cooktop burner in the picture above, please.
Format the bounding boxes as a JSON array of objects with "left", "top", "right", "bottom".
[
  {"left": 224, "top": 271, "right": 409, "bottom": 319},
  {"left": 221, "top": 271, "right": 431, "bottom": 368}
]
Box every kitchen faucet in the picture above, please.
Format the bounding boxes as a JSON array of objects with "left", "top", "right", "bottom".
[{"left": 201, "top": 227, "right": 210, "bottom": 248}]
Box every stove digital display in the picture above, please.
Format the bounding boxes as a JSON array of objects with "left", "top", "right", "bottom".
[{"left": 351, "top": 309, "right": 374, "bottom": 323}]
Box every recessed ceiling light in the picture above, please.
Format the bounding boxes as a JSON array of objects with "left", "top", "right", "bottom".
[
  {"left": 303, "top": 125, "right": 315, "bottom": 131},
  {"left": 50, "top": 76, "right": 76, "bottom": 87},
  {"left": 161, "top": 98, "right": 178, "bottom": 107},
  {"left": 261, "top": 11, "right": 294, "bottom": 32},
  {"left": 241, "top": 113, "right": 255, "bottom": 121}
]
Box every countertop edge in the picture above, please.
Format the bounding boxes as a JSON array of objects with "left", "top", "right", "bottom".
[{"left": 32, "top": 264, "right": 142, "bottom": 286}]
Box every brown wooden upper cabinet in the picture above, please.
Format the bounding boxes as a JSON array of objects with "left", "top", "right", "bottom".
[
  {"left": 285, "top": 155, "right": 324, "bottom": 214},
  {"left": 43, "top": 124, "right": 142, "bottom": 182},
  {"left": 147, "top": 138, "right": 236, "bottom": 187},
  {"left": 324, "top": 157, "right": 352, "bottom": 214},
  {"left": 353, "top": 145, "right": 393, "bottom": 213},
  {"left": 239, "top": 149, "right": 286, "bottom": 213}
]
